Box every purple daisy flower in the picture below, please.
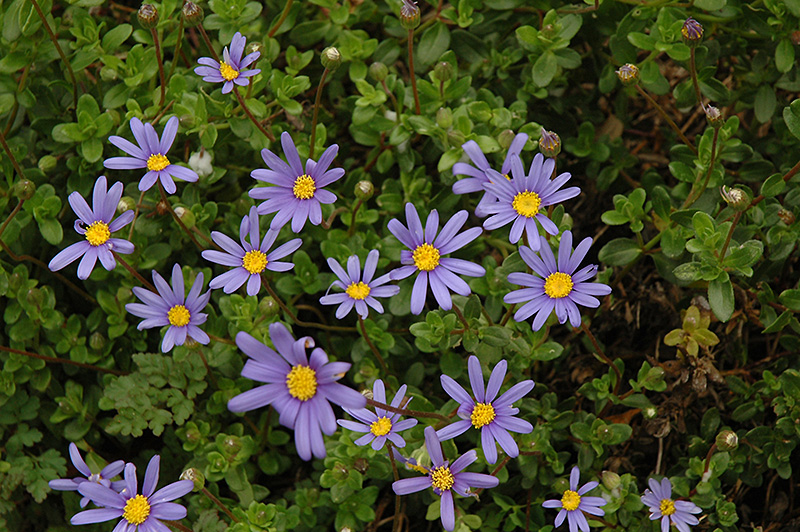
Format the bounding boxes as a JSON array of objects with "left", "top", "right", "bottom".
[
  {"left": 387, "top": 203, "right": 485, "bottom": 315},
  {"left": 104, "top": 116, "right": 199, "bottom": 194},
  {"left": 227, "top": 322, "right": 366, "bottom": 461},
  {"left": 452, "top": 133, "right": 528, "bottom": 216},
  {"left": 201, "top": 206, "right": 302, "bottom": 296},
  {"left": 125, "top": 263, "right": 211, "bottom": 353},
  {"left": 250, "top": 132, "right": 344, "bottom": 233},
  {"left": 194, "top": 32, "right": 261, "bottom": 94},
  {"left": 48, "top": 176, "right": 135, "bottom": 280},
  {"left": 481, "top": 153, "right": 580, "bottom": 248},
  {"left": 392, "top": 426, "right": 499, "bottom": 532},
  {"left": 49, "top": 443, "right": 126, "bottom": 508},
  {"left": 542, "top": 466, "right": 607, "bottom": 532},
  {"left": 437, "top": 355, "right": 534, "bottom": 464},
  {"left": 504, "top": 231, "right": 612, "bottom": 331},
  {"left": 319, "top": 250, "right": 400, "bottom": 319},
  {"left": 71, "top": 455, "right": 193, "bottom": 532},
  {"left": 337, "top": 379, "right": 418, "bottom": 450},
  {"left": 641, "top": 477, "right": 702, "bottom": 532}
]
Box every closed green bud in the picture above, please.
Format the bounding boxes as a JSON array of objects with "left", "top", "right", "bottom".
[
  {"left": 222, "top": 435, "right": 242, "bottom": 456},
  {"left": 720, "top": 186, "right": 750, "bottom": 211},
  {"left": 174, "top": 206, "right": 196, "bottom": 229},
  {"left": 181, "top": 1, "right": 204, "bottom": 27},
  {"left": 259, "top": 296, "right": 280, "bottom": 317},
  {"left": 26, "top": 287, "right": 44, "bottom": 307},
  {"left": 321, "top": 46, "right": 342, "bottom": 71},
  {"left": 180, "top": 468, "right": 206, "bottom": 492},
  {"left": 601, "top": 470, "right": 621, "bottom": 490},
  {"left": 436, "top": 107, "right": 453, "bottom": 129},
  {"left": 13, "top": 179, "right": 35, "bottom": 200},
  {"left": 138, "top": 4, "right": 159, "bottom": 29},
  {"left": 38, "top": 155, "right": 57, "bottom": 173},
  {"left": 89, "top": 332, "right": 106, "bottom": 351},
  {"left": 539, "top": 128, "right": 561, "bottom": 158},
  {"left": 616, "top": 63, "right": 639, "bottom": 85},
  {"left": 399, "top": 0, "right": 420, "bottom": 29},
  {"left": 434, "top": 61, "right": 453, "bottom": 82},
  {"left": 369, "top": 62, "right": 388, "bottom": 82},
  {"left": 354, "top": 180, "right": 374, "bottom": 200},
  {"left": 498, "top": 129, "right": 516, "bottom": 150},
  {"left": 118, "top": 196, "right": 136, "bottom": 213},
  {"left": 715, "top": 430, "right": 738, "bottom": 451},
  {"left": 100, "top": 66, "right": 118, "bottom": 82},
  {"left": 447, "top": 129, "right": 466, "bottom": 148}
]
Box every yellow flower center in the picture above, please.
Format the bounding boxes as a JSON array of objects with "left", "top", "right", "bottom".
[
  {"left": 146, "top": 153, "right": 170, "bottom": 172},
  {"left": 84, "top": 221, "right": 111, "bottom": 247},
  {"left": 219, "top": 62, "right": 240, "bottom": 81},
  {"left": 544, "top": 272, "right": 573, "bottom": 299},
  {"left": 345, "top": 281, "right": 371, "bottom": 300},
  {"left": 561, "top": 490, "right": 581, "bottom": 512},
  {"left": 512, "top": 191, "right": 542, "bottom": 218},
  {"left": 292, "top": 174, "right": 316, "bottom": 200},
  {"left": 370, "top": 416, "right": 392, "bottom": 436},
  {"left": 412, "top": 243, "right": 440, "bottom": 271},
  {"left": 470, "top": 402, "right": 496, "bottom": 428},
  {"left": 242, "top": 250, "right": 268, "bottom": 274},
  {"left": 122, "top": 494, "right": 151, "bottom": 525},
  {"left": 167, "top": 305, "right": 191, "bottom": 327},
  {"left": 286, "top": 365, "right": 317, "bottom": 401},
  {"left": 660, "top": 499, "right": 676, "bottom": 516},
  {"left": 430, "top": 466, "right": 454, "bottom": 491}
]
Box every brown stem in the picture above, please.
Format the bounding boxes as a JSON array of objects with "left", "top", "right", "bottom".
[
  {"left": 127, "top": 190, "right": 146, "bottom": 241},
  {"left": 157, "top": 182, "right": 206, "bottom": 250},
  {"left": 636, "top": 85, "right": 697, "bottom": 154},
  {"left": 749, "top": 158, "right": 800, "bottom": 210},
  {"left": 30, "top": 0, "right": 78, "bottom": 116},
  {"left": 320, "top": 207, "right": 349, "bottom": 230},
  {"left": 151, "top": 27, "right": 166, "bottom": 114},
  {"left": 381, "top": 79, "right": 401, "bottom": 119},
  {"left": 201, "top": 487, "right": 239, "bottom": 522},
  {"left": 366, "top": 398, "right": 450, "bottom": 422},
  {"left": 197, "top": 25, "right": 220, "bottom": 63},
  {"left": 309, "top": 68, "right": 330, "bottom": 160},
  {"left": 0, "top": 199, "right": 23, "bottom": 240},
  {"left": 347, "top": 198, "right": 363, "bottom": 237},
  {"left": 163, "top": 520, "right": 193, "bottom": 532},
  {"left": 683, "top": 128, "right": 719, "bottom": 209},
  {"left": 268, "top": 0, "right": 295, "bottom": 38},
  {"left": 167, "top": 18, "right": 185, "bottom": 81},
  {"left": 500, "top": 303, "right": 515, "bottom": 326},
  {"left": 196, "top": 347, "right": 218, "bottom": 388},
  {"left": 0, "top": 345, "right": 127, "bottom": 376},
  {"left": 234, "top": 88, "right": 275, "bottom": 141},
  {"left": 452, "top": 304, "right": 470, "bottom": 330},
  {"left": 192, "top": 225, "right": 218, "bottom": 249},
  {"left": 262, "top": 279, "right": 357, "bottom": 332},
  {"left": 207, "top": 333, "right": 235, "bottom": 345},
  {"left": 408, "top": 28, "right": 421, "bottom": 115},
  {"left": 719, "top": 211, "right": 742, "bottom": 262},
  {"left": 580, "top": 322, "right": 621, "bottom": 396},
  {"left": 386, "top": 440, "right": 403, "bottom": 532},
  {"left": 358, "top": 316, "right": 388, "bottom": 374},
  {"left": 151, "top": 99, "right": 174, "bottom": 127},
  {"left": 475, "top": 456, "right": 512, "bottom": 495},
  {"left": 689, "top": 47, "right": 705, "bottom": 111},
  {"left": 113, "top": 252, "right": 157, "bottom": 293},
  {"left": 0, "top": 127, "right": 28, "bottom": 181}
]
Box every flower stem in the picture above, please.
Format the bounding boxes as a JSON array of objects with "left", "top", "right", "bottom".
[
  {"left": 268, "top": 0, "right": 295, "bottom": 38},
  {"left": 683, "top": 127, "right": 719, "bottom": 208},
  {"left": 127, "top": 190, "right": 147, "bottom": 241},
  {"left": 386, "top": 441, "right": 403, "bottom": 532},
  {"left": 366, "top": 398, "right": 450, "bottom": 423},
  {"left": 475, "top": 456, "right": 512, "bottom": 496},
  {"left": 500, "top": 303, "right": 516, "bottom": 326},
  {"left": 309, "top": 67, "right": 330, "bottom": 160},
  {"left": 234, "top": 87, "right": 275, "bottom": 141},
  {"left": 208, "top": 333, "right": 236, "bottom": 345},
  {"left": 408, "top": 28, "right": 421, "bottom": 115},
  {"left": 452, "top": 304, "right": 470, "bottom": 330},
  {"left": 718, "top": 211, "right": 742, "bottom": 263},
  {"left": 201, "top": 487, "right": 239, "bottom": 522},
  {"left": 167, "top": 18, "right": 185, "bottom": 81},
  {"left": 262, "top": 279, "right": 357, "bottom": 332},
  {"left": 0, "top": 345, "right": 127, "bottom": 376},
  {"left": 635, "top": 85, "right": 697, "bottom": 154},
  {"left": 197, "top": 25, "right": 220, "bottom": 63},
  {"left": 381, "top": 79, "right": 401, "bottom": 120},
  {"left": 151, "top": 27, "right": 167, "bottom": 114},
  {"left": 163, "top": 520, "right": 193, "bottom": 532},
  {"left": 157, "top": 182, "right": 207, "bottom": 250},
  {"left": 748, "top": 157, "right": 800, "bottom": 210},
  {"left": 321, "top": 206, "right": 349, "bottom": 229},
  {"left": 29, "top": 0, "right": 78, "bottom": 117},
  {"left": 358, "top": 316, "right": 389, "bottom": 374},
  {"left": 347, "top": 198, "right": 363, "bottom": 237},
  {"left": 0, "top": 199, "right": 23, "bottom": 241},
  {"left": 0, "top": 127, "right": 28, "bottom": 181},
  {"left": 689, "top": 47, "right": 704, "bottom": 110},
  {"left": 113, "top": 252, "right": 157, "bottom": 292},
  {"left": 580, "top": 322, "right": 621, "bottom": 395}
]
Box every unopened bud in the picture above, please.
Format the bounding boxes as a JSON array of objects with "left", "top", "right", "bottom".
[
  {"left": 434, "top": 61, "right": 453, "bottom": 82},
  {"left": 13, "top": 179, "right": 35, "bottom": 200},
  {"left": 353, "top": 458, "right": 369, "bottom": 474},
  {"left": 354, "top": 180, "right": 374, "bottom": 200},
  {"left": 715, "top": 430, "right": 738, "bottom": 451},
  {"left": 137, "top": 4, "right": 159, "bottom": 29},
  {"left": 369, "top": 62, "right": 388, "bottom": 82},
  {"left": 497, "top": 129, "right": 516, "bottom": 150},
  {"left": 616, "top": 64, "right": 639, "bottom": 85},
  {"left": 222, "top": 435, "right": 242, "bottom": 456},
  {"left": 184, "top": 336, "right": 200, "bottom": 349},
  {"left": 188, "top": 150, "right": 213, "bottom": 178},
  {"left": 26, "top": 287, "right": 44, "bottom": 307},
  {"left": 89, "top": 332, "right": 106, "bottom": 351},
  {"left": 705, "top": 105, "right": 724, "bottom": 128},
  {"left": 436, "top": 107, "right": 453, "bottom": 129},
  {"left": 181, "top": 1, "right": 204, "bottom": 27},
  {"left": 720, "top": 186, "right": 750, "bottom": 211},
  {"left": 38, "top": 155, "right": 57, "bottom": 173},
  {"left": 682, "top": 18, "right": 704, "bottom": 47},
  {"left": 360, "top": 388, "right": 374, "bottom": 401},
  {"left": 100, "top": 66, "right": 118, "bottom": 82},
  {"left": 174, "top": 206, "right": 196, "bottom": 229},
  {"left": 643, "top": 406, "right": 658, "bottom": 419},
  {"left": 601, "top": 471, "right": 621, "bottom": 490},
  {"left": 246, "top": 42, "right": 263, "bottom": 62},
  {"left": 447, "top": 129, "right": 466, "bottom": 148},
  {"left": 118, "top": 196, "right": 136, "bottom": 213},
  {"left": 778, "top": 208, "right": 795, "bottom": 225},
  {"left": 180, "top": 468, "right": 206, "bottom": 491},
  {"left": 259, "top": 296, "right": 280, "bottom": 316},
  {"left": 539, "top": 128, "right": 561, "bottom": 158},
  {"left": 399, "top": 0, "right": 420, "bottom": 29},
  {"left": 321, "top": 47, "right": 342, "bottom": 71}
]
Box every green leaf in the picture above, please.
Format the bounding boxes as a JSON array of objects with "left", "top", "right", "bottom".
[
  {"left": 754, "top": 85, "right": 776, "bottom": 123},
  {"left": 532, "top": 52, "right": 557, "bottom": 88},
  {"left": 693, "top": 0, "right": 726, "bottom": 10},
  {"left": 778, "top": 289, "right": 800, "bottom": 311},
  {"left": 776, "top": 39, "right": 795, "bottom": 74},
  {"left": 782, "top": 99, "right": 800, "bottom": 140},
  {"left": 763, "top": 310, "right": 792, "bottom": 334},
  {"left": 708, "top": 275, "right": 734, "bottom": 322},
  {"left": 627, "top": 32, "right": 656, "bottom": 50},
  {"left": 102, "top": 24, "right": 132, "bottom": 52},
  {"left": 417, "top": 23, "right": 451, "bottom": 67},
  {"left": 692, "top": 211, "right": 716, "bottom": 240},
  {"left": 530, "top": 341, "right": 563, "bottom": 361},
  {"left": 760, "top": 173, "right": 786, "bottom": 198},
  {"left": 673, "top": 262, "right": 702, "bottom": 282},
  {"left": 598, "top": 238, "right": 641, "bottom": 266}
]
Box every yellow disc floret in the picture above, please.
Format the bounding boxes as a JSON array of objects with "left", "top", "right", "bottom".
[
  {"left": 544, "top": 272, "right": 573, "bottom": 299},
  {"left": 219, "top": 62, "right": 240, "bottom": 81},
  {"left": 286, "top": 365, "right": 317, "bottom": 401},
  {"left": 430, "top": 466, "right": 455, "bottom": 491},
  {"left": 84, "top": 221, "right": 111, "bottom": 247},
  {"left": 168, "top": 305, "right": 191, "bottom": 327},
  {"left": 470, "top": 402, "right": 496, "bottom": 428},
  {"left": 370, "top": 416, "right": 392, "bottom": 436},
  {"left": 561, "top": 490, "right": 581, "bottom": 512},
  {"left": 412, "top": 243, "right": 440, "bottom": 271},
  {"left": 512, "top": 191, "right": 542, "bottom": 218},
  {"left": 292, "top": 174, "right": 316, "bottom": 200},
  {"left": 346, "top": 281, "right": 371, "bottom": 300},
  {"left": 242, "top": 250, "right": 268, "bottom": 274},
  {"left": 660, "top": 499, "right": 676, "bottom": 516},
  {"left": 147, "top": 153, "right": 170, "bottom": 172},
  {"left": 122, "top": 494, "right": 151, "bottom": 525}
]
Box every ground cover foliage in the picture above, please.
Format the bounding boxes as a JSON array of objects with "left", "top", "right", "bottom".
[{"left": 1, "top": 0, "right": 800, "bottom": 530}]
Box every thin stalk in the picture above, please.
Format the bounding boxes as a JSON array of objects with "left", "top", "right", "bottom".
[
  {"left": 347, "top": 198, "right": 363, "bottom": 237},
  {"left": 0, "top": 345, "right": 127, "bottom": 376},
  {"left": 749, "top": 158, "right": 800, "bottom": 210},
  {"left": 580, "top": 322, "right": 621, "bottom": 395},
  {"left": 30, "top": 0, "right": 78, "bottom": 116},
  {"left": 0, "top": 127, "right": 27, "bottom": 181},
  {"left": 452, "top": 304, "right": 470, "bottom": 330},
  {"left": 0, "top": 200, "right": 23, "bottom": 240},
  {"left": 408, "top": 28, "right": 421, "bottom": 114},
  {"left": 113, "top": 253, "right": 156, "bottom": 292},
  {"left": 196, "top": 347, "right": 218, "bottom": 388},
  {"left": 208, "top": 333, "right": 236, "bottom": 345},
  {"left": 127, "top": 190, "right": 147, "bottom": 241},
  {"left": 474, "top": 456, "right": 512, "bottom": 495},
  {"left": 636, "top": 85, "right": 697, "bottom": 154},
  {"left": 167, "top": 18, "right": 185, "bottom": 81},
  {"left": 381, "top": 79, "right": 401, "bottom": 120},
  {"left": 201, "top": 487, "right": 239, "bottom": 522},
  {"left": 320, "top": 206, "right": 349, "bottom": 229},
  {"left": 366, "top": 398, "right": 450, "bottom": 423},
  {"left": 234, "top": 88, "right": 275, "bottom": 141},
  {"left": 386, "top": 441, "right": 403, "bottom": 532},
  {"left": 157, "top": 182, "right": 206, "bottom": 250},
  {"left": 689, "top": 47, "right": 704, "bottom": 111},
  {"left": 163, "top": 521, "right": 193, "bottom": 532},
  {"left": 358, "top": 316, "right": 388, "bottom": 374},
  {"left": 268, "top": 0, "right": 295, "bottom": 38},
  {"left": 719, "top": 211, "right": 742, "bottom": 262},
  {"left": 197, "top": 25, "right": 220, "bottom": 62},
  {"left": 309, "top": 68, "right": 330, "bottom": 159},
  {"left": 500, "top": 303, "right": 516, "bottom": 326},
  {"left": 262, "top": 279, "right": 357, "bottom": 332},
  {"left": 609, "top": 226, "right": 664, "bottom": 287},
  {"left": 683, "top": 128, "right": 719, "bottom": 208},
  {"left": 151, "top": 27, "right": 167, "bottom": 113}
]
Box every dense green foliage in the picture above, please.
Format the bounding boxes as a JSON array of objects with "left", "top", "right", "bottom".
[{"left": 1, "top": 0, "right": 800, "bottom": 531}]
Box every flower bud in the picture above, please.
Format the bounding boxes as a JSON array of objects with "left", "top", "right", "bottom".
[
  {"left": 681, "top": 18, "right": 704, "bottom": 47},
  {"left": 246, "top": 42, "right": 264, "bottom": 62},
  {"left": 118, "top": 196, "right": 136, "bottom": 213},
  {"left": 360, "top": 388, "right": 374, "bottom": 401},
  {"left": 222, "top": 435, "right": 242, "bottom": 457},
  {"left": 259, "top": 296, "right": 280, "bottom": 317},
  {"left": 539, "top": 128, "right": 561, "bottom": 158},
  {"left": 616, "top": 63, "right": 639, "bottom": 85},
  {"left": 705, "top": 105, "right": 724, "bottom": 128},
  {"left": 174, "top": 206, "right": 196, "bottom": 229},
  {"left": 720, "top": 186, "right": 750, "bottom": 212},
  {"left": 434, "top": 61, "right": 453, "bottom": 82},
  {"left": 778, "top": 208, "right": 795, "bottom": 225},
  {"left": 89, "top": 332, "right": 106, "bottom": 351},
  {"left": 354, "top": 180, "right": 374, "bottom": 200},
  {"left": 447, "top": 129, "right": 466, "bottom": 148},
  {"left": 321, "top": 46, "right": 342, "bottom": 71},
  {"left": 26, "top": 287, "right": 44, "bottom": 307},
  {"left": 497, "top": 129, "right": 516, "bottom": 150},
  {"left": 399, "top": 0, "right": 420, "bottom": 29},
  {"left": 38, "top": 155, "right": 57, "bottom": 173},
  {"left": 181, "top": 1, "right": 204, "bottom": 28},
  {"left": 13, "top": 179, "right": 35, "bottom": 200},
  {"left": 189, "top": 150, "right": 213, "bottom": 178},
  {"left": 715, "top": 430, "right": 738, "bottom": 451},
  {"left": 436, "top": 107, "right": 453, "bottom": 129},
  {"left": 100, "top": 66, "right": 118, "bottom": 82},
  {"left": 643, "top": 406, "right": 658, "bottom": 419},
  {"left": 137, "top": 4, "right": 159, "bottom": 29},
  {"left": 601, "top": 470, "right": 621, "bottom": 490},
  {"left": 369, "top": 62, "right": 388, "bottom": 82},
  {"left": 180, "top": 468, "right": 206, "bottom": 491}
]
